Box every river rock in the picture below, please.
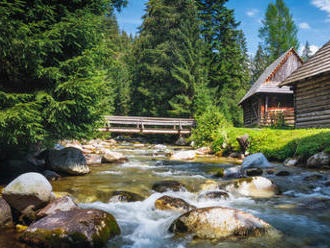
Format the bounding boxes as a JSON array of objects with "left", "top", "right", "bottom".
[
  {"left": 47, "top": 147, "right": 89, "bottom": 175},
  {"left": 101, "top": 150, "right": 127, "bottom": 163},
  {"left": 229, "top": 152, "right": 244, "bottom": 159},
  {"left": 2, "top": 173, "right": 52, "bottom": 212},
  {"left": 175, "top": 136, "right": 187, "bottom": 146},
  {"left": 155, "top": 196, "right": 195, "bottom": 213},
  {"left": 304, "top": 174, "right": 325, "bottom": 182},
  {"left": 223, "top": 166, "right": 242, "bottom": 179},
  {"left": 245, "top": 168, "right": 263, "bottom": 177},
  {"left": 169, "top": 206, "right": 272, "bottom": 240},
  {"left": 36, "top": 196, "right": 78, "bottom": 219},
  {"left": 85, "top": 154, "right": 102, "bottom": 165},
  {"left": 221, "top": 176, "right": 278, "bottom": 198},
  {"left": 306, "top": 152, "right": 330, "bottom": 169},
  {"left": 152, "top": 180, "right": 187, "bottom": 193},
  {"left": 199, "top": 180, "right": 219, "bottom": 191},
  {"left": 171, "top": 150, "right": 196, "bottom": 160},
  {"left": 0, "top": 197, "right": 13, "bottom": 227},
  {"left": 108, "top": 191, "right": 144, "bottom": 202},
  {"left": 196, "top": 147, "right": 212, "bottom": 155},
  {"left": 276, "top": 171, "right": 290, "bottom": 176},
  {"left": 42, "top": 170, "right": 61, "bottom": 181},
  {"left": 198, "top": 191, "right": 229, "bottom": 200},
  {"left": 283, "top": 158, "right": 299, "bottom": 167},
  {"left": 21, "top": 208, "right": 120, "bottom": 248},
  {"left": 241, "top": 153, "right": 272, "bottom": 171},
  {"left": 153, "top": 144, "right": 167, "bottom": 151}
]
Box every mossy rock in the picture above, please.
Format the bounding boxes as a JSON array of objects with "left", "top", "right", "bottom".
[
  {"left": 155, "top": 195, "right": 195, "bottom": 213},
  {"left": 20, "top": 208, "right": 120, "bottom": 248},
  {"left": 152, "top": 180, "right": 187, "bottom": 193}
]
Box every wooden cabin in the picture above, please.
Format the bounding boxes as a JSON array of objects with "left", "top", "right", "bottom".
[
  {"left": 280, "top": 41, "right": 330, "bottom": 129},
  {"left": 239, "top": 48, "right": 303, "bottom": 127}
]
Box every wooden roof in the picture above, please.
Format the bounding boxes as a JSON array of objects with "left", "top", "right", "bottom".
[
  {"left": 280, "top": 40, "right": 330, "bottom": 86},
  {"left": 239, "top": 48, "right": 302, "bottom": 105}
]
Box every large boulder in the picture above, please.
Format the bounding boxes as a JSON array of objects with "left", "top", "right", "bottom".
[
  {"left": 0, "top": 197, "right": 13, "bottom": 227},
  {"left": 2, "top": 173, "right": 52, "bottom": 212},
  {"left": 21, "top": 208, "right": 120, "bottom": 248},
  {"left": 155, "top": 195, "right": 195, "bottom": 213},
  {"left": 101, "top": 150, "right": 127, "bottom": 163},
  {"left": 36, "top": 196, "right": 78, "bottom": 219},
  {"left": 241, "top": 153, "right": 272, "bottom": 171},
  {"left": 108, "top": 191, "right": 144, "bottom": 202},
  {"left": 221, "top": 176, "right": 278, "bottom": 198},
  {"left": 0, "top": 159, "right": 40, "bottom": 181},
  {"left": 306, "top": 152, "right": 330, "bottom": 169},
  {"left": 169, "top": 206, "right": 273, "bottom": 240},
  {"left": 171, "top": 150, "right": 196, "bottom": 160},
  {"left": 152, "top": 180, "right": 187, "bottom": 193},
  {"left": 47, "top": 147, "right": 89, "bottom": 175}
]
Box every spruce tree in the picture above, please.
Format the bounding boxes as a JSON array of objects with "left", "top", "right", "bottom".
[
  {"left": 259, "top": 0, "right": 299, "bottom": 61},
  {"left": 251, "top": 44, "right": 268, "bottom": 82},
  {"left": 131, "top": 0, "right": 212, "bottom": 117},
  {"left": 302, "top": 41, "right": 312, "bottom": 61},
  {"left": 198, "top": 0, "right": 250, "bottom": 126},
  {"left": 0, "top": 0, "right": 127, "bottom": 155}
]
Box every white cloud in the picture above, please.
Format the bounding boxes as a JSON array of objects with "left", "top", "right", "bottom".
[
  {"left": 246, "top": 9, "right": 259, "bottom": 17},
  {"left": 299, "top": 44, "right": 320, "bottom": 56},
  {"left": 311, "top": 0, "right": 330, "bottom": 21},
  {"left": 299, "top": 22, "right": 311, "bottom": 29}
]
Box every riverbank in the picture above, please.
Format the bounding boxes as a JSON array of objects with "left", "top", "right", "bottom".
[{"left": 192, "top": 127, "right": 330, "bottom": 164}]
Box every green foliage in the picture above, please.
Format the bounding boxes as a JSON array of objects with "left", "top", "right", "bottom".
[
  {"left": 210, "top": 128, "right": 330, "bottom": 161},
  {"left": 198, "top": 1, "right": 250, "bottom": 126},
  {"left": 251, "top": 44, "right": 268, "bottom": 83},
  {"left": 190, "top": 106, "right": 230, "bottom": 146},
  {"left": 259, "top": 0, "right": 299, "bottom": 61},
  {"left": 0, "top": 0, "right": 127, "bottom": 153}
]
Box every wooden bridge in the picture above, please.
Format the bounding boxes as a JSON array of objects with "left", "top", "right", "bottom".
[{"left": 99, "top": 116, "right": 195, "bottom": 134}]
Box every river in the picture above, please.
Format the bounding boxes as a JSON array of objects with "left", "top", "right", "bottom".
[{"left": 1, "top": 142, "right": 330, "bottom": 247}]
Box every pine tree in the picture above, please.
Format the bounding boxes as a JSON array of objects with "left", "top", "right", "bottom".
[
  {"left": 259, "top": 0, "right": 299, "bottom": 61},
  {"left": 251, "top": 44, "right": 268, "bottom": 82},
  {"left": 302, "top": 41, "right": 312, "bottom": 61},
  {"left": 0, "top": 0, "right": 127, "bottom": 155},
  {"left": 198, "top": 0, "right": 250, "bottom": 126},
  {"left": 131, "top": 0, "right": 212, "bottom": 117}
]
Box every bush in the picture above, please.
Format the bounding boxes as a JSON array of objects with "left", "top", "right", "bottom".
[{"left": 190, "top": 106, "right": 230, "bottom": 146}]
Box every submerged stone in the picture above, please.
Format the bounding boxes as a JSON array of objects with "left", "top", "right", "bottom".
[
  {"left": 198, "top": 191, "right": 229, "bottom": 200},
  {"left": 199, "top": 180, "right": 219, "bottom": 191},
  {"left": 108, "top": 191, "right": 144, "bottom": 202},
  {"left": 21, "top": 208, "right": 120, "bottom": 248},
  {"left": 169, "top": 206, "right": 273, "bottom": 240},
  {"left": 155, "top": 195, "right": 195, "bottom": 213},
  {"left": 152, "top": 180, "right": 187, "bottom": 193}
]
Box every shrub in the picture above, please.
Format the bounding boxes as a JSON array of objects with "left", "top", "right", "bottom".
[{"left": 190, "top": 106, "right": 230, "bottom": 146}]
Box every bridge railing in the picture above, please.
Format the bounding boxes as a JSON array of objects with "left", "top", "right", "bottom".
[{"left": 101, "top": 116, "right": 195, "bottom": 134}]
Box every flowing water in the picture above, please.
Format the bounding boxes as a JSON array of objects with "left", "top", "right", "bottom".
[{"left": 1, "top": 143, "right": 330, "bottom": 248}]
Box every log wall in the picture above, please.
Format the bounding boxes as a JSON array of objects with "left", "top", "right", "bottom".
[{"left": 294, "top": 74, "right": 330, "bottom": 128}]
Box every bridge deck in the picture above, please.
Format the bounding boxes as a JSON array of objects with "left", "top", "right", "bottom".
[{"left": 101, "top": 116, "right": 195, "bottom": 134}]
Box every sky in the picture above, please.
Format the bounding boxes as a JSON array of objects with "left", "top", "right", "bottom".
[{"left": 116, "top": 0, "right": 330, "bottom": 56}]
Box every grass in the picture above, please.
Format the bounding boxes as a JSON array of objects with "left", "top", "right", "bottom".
[{"left": 209, "top": 128, "right": 330, "bottom": 162}]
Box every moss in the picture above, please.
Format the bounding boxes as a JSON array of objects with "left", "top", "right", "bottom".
[
  {"left": 92, "top": 213, "right": 120, "bottom": 247},
  {"left": 213, "top": 168, "right": 224, "bottom": 178}
]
